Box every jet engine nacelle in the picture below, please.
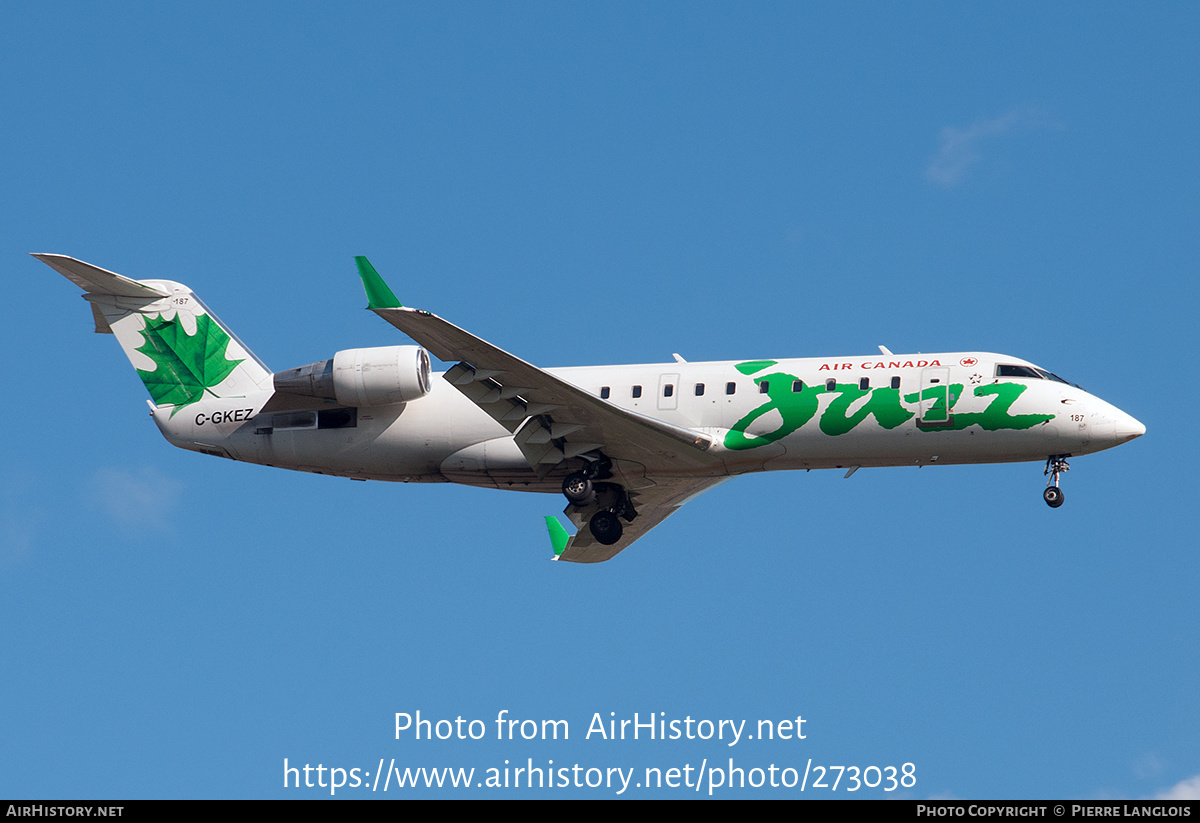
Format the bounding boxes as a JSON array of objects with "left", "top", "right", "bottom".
[
  {"left": 273, "top": 345, "right": 432, "bottom": 407},
  {"left": 333, "top": 345, "right": 432, "bottom": 407}
]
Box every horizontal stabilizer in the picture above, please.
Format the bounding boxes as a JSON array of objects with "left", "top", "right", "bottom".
[
  {"left": 32, "top": 254, "right": 169, "bottom": 299},
  {"left": 38, "top": 253, "right": 275, "bottom": 405}
]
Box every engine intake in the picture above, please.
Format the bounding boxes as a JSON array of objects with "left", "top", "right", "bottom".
[{"left": 273, "top": 345, "right": 431, "bottom": 407}]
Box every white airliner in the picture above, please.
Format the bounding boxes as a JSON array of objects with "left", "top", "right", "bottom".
[{"left": 37, "top": 253, "right": 1146, "bottom": 563}]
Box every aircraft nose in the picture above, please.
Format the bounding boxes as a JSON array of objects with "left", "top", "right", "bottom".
[
  {"left": 1116, "top": 411, "right": 1146, "bottom": 442},
  {"left": 1082, "top": 398, "right": 1145, "bottom": 452}
]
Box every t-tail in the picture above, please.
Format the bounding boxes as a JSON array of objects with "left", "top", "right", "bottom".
[{"left": 34, "top": 254, "right": 274, "bottom": 458}]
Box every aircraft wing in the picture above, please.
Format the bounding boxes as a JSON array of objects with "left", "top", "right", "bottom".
[
  {"left": 356, "top": 257, "right": 730, "bottom": 560},
  {"left": 357, "top": 257, "right": 720, "bottom": 477},
  {"left": 371, "top": 302, "right": 721, "bottom": 471},
  {"left": 547, "top": 475, "right": 729, "bottom": 563}
]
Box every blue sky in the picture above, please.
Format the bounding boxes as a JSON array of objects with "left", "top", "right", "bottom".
[{"left": 2, "top": 2, "right": 1196, "bottom": 798}]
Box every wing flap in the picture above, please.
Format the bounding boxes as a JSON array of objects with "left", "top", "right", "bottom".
[{"left": 443, "top": 361, "right": 552, "bottom": 433}]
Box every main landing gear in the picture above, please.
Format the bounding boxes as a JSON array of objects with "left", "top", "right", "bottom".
[
  {"left": 588, "top": 510, "right": 624, "bottom": 545},
  {"left": 562, "top": 471, "right": 596, "bottom": 506},
  {"left": 1043, "top": 455, "right": 1070, "bottom": 508},
  {"left": 562, "top": 462, "right": 636, "bottom": 546}
]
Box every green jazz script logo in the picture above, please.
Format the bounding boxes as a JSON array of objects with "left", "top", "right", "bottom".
[{"left": 723, "top": 361, "right": 1052, "bottom": 450}]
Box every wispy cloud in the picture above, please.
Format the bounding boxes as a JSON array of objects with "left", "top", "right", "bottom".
[
  {"left": 87, "top": 466, "right": 182, "bottom": 532},
  {"left": 1154, "top": 774, "right": 1200, "bottom": 800},
  {"left": 1, "top": 485, "right": 43, "bottom": 569},
  {"left": 925, "top": 108, "right": 1058, "bottom": 188},
  {"left": 1133, "top": 752, "right": 1166, "bottom": 780}
]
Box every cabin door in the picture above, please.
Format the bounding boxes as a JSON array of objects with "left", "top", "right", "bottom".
[
  {"left": 917, "top": 367, "right": 953, "bottom": 429},
  {"left": 658, "top": 373, "right": 680, "bottom": 411}
]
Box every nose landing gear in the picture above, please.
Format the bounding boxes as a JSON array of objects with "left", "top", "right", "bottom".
[{"left": 1043, "top": 455, "right": 1070, "bottom": 508}]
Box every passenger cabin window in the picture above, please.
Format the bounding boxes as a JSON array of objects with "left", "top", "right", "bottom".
[
  {"left": 725, "top": 382, "right": 736, "bottom": 395},
  {"left": 600, "top": 386, "right": 610, "bottom": 399},
  {"left": 632, "top": 385, "right": 642, "bottom": 398},
  {"left": 891, "top": 376, "right": 900, "bottom": 389},
  {"left": 792, "top": 380, "right": 804, "bottom": 392},
  {"left": 997, "top": 365, "right": 1042, "bottom": 379},
  {"left": 859, "top": 377, "right": 870, "bottom": 390},
  {"left": 694, "top": 383, "right": 705, "bottom": 396},
  {"left": 663, "top": 384, "right": 674, "bottom": 398},
  {"left": 825, "top": 378, "right": 836, "bottom": 391},
  {"left": 759, "top": 381, "right": 770, "bottom": 393}
]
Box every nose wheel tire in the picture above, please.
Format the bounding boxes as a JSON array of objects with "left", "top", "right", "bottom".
[
  {"left": 589, "top": 511, "right": 624, "bottom": 545},
  {"left": 1042, "top": 455, "right": 1070, "bottom": 509}
]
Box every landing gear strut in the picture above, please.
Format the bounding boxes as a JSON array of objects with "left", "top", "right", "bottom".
[{"left": 1043, "top": 455, "right": 1069, "bottom": 508}]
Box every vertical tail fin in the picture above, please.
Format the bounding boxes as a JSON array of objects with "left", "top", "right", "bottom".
[{"left": 34, "top": 254, "right": 273, "bottom": 417}]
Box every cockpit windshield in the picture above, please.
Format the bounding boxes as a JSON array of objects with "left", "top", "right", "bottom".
[
  {"left": 1032, "top": 368, "right": 1074, "bottom": 386},
  {"left": 996, "top": 363, "right": 1082, "bottom": 389},
  {"left": 997, "top": 364, "right": 1040, "bottom": 379}
]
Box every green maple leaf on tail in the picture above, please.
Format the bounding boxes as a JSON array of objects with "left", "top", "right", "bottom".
[{"left": 135, "top": 313, "right": 243, "bottom": 416}]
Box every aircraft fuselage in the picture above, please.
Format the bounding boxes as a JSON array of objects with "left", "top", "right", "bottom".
[{"left": 151, "top": 352, "right": 1144, "bottom": 492}]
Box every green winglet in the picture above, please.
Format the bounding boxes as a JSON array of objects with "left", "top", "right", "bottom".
[
  {"left": 355, "top": 256, "right": 402, "bottom": 309},
  {"left": 544, "top": 516, "right": 572, "bottom": 557}
]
